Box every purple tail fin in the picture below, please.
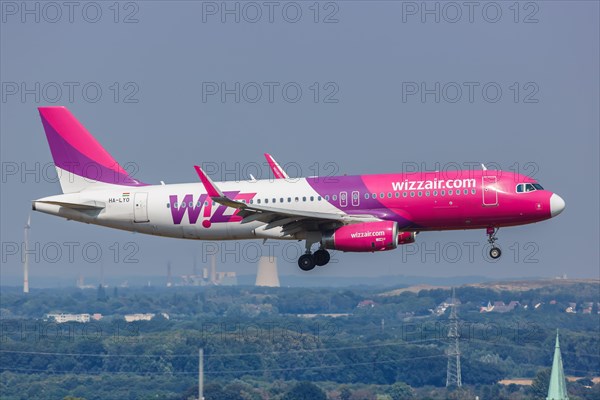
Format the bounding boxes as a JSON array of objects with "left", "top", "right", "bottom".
[{"left": 38, "top": 107, "right": 147, "bottom": 193}]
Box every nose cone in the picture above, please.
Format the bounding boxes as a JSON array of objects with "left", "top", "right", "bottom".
[{"left": 550, "top": 193, "right": 566, "bottom": 217}]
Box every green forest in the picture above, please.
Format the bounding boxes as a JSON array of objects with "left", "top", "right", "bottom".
[{"left": 0, "top": 281, "right": 598, "bottom": 399}]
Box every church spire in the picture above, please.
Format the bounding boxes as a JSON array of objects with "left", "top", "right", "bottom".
[{"left": 547, "top": 329, "right": 569, "bottom": 400}]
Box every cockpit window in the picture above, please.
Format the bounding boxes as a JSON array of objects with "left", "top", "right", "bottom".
[{"left": 516, "top": 183, "right": 544, "bottom": 193}]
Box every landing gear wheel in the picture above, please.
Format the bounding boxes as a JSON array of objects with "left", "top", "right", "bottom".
[
  {"left": 485, "top": 227, "right": 501, "bottom": 260},
  {"left": 298, "top": 254, "right": 316, "bottom": 271},
  {"left": 313, "top": 249, "right": 331, "bottom": 266},
  {"left": 489, "top": 247, "right": 502, "bottom": 259}
]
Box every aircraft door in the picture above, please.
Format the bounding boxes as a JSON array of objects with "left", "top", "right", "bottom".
[
  {"left": 134, "top": 192, "right": 150, "bottom": 222},
  {"left": 482, "top": 177, "right": 498, "bottom": 206}
]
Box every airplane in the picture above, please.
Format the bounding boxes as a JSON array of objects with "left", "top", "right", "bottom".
[{"left": 33, "top": 106, "right": 566, "bottom": 271}]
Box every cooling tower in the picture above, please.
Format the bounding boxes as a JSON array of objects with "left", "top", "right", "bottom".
[{"left": 255, "top": 256, "right": 280, "bottom": 287}]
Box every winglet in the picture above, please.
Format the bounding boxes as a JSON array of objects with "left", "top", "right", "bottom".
[
  {"left": 264, "top": 153, "right": 289, "bottom": 179},
  {"left": 194, "top": 166, "right": 224, "bottom": 197},
  {"left": 194, "top": 166, "right": 245, "bottom": 209}
]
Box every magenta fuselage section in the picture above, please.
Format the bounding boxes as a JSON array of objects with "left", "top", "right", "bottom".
[{"left": 306, "top": 170, "right": 553, "bottom": 231}]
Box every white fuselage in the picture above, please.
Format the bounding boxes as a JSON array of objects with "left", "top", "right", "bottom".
[{"left": 34, "top": 178, "right": 342, "bottom": 241}]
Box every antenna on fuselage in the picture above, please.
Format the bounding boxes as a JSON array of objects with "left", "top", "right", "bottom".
[{"left": 481, "top": 163, "right": 487, "bottom": 171}]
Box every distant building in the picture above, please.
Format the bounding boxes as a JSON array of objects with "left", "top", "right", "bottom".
[
  {"left": 546, "top": 330, "right": 569, "bottom": 400},
  {"left": 565, "top": 302, "right": 577, "bottom": 314},
  {"left": 181, "top": 274, "right": 206, "bottom": 286},
  {"left": 357, "top": 300, "right": 376, "bottom": 309},
  {"left": 432, "top": 297, "right": 461, "bottom": 316},
  {"left": 75, "top": 275, "right": 95, "bottom": 289},
  {"left": 216, "top": 271, "right": 237, "bottom": 286},
  {"left": 180, "top": 271, "right": 237, "bottom": 286},
  {"left": 480, "top": 301, "right": 494, "bottom": 313},
  {"left": 124, "top": 313, "right": 155, "bottom": 322},
  {"left": 480, "top": 301, "right": 519, "bottom": 313},
  {"left": 45, "top": 313, "right": 91, "bottom": 323}
]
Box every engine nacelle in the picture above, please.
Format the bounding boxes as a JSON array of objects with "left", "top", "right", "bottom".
[
  {"left": 322, "top": 221, "right": 398, "bottom": 252},
  {"left": 397, "top": 231, "right": 416, "bottom": 245}
]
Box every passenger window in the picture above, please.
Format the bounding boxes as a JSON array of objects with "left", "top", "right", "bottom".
[
  {"left": 295, "top": 197, "right": 299, "bottom": 202},
  {"left": 395, "top": 192, "right": 400, "bottom": 198},
  {"left": 418, "top": 191, "right": 422, "bottom": 197},
  {"left": 287, "top": 197, "right": 291, "bottom": 202},
  {"left": 257, "top": 199, "right": 261, "bottom": 204},
  {"left": 471, "top": 189, "right": 476, "bottom": 195},
  {"left": 433, "top": 190, "right": 438, "bottom": 196},
  {"left": 464, "top": 189, "right": 468, "bottom": 195},
  {"left": 403, "top": 192, "right": 407, "bottom": 198},
  {"left": 318, "top": 196, "right": 322, "bottom": 201},
  {"left": 448, "top": 190, "right": 453, "bottom": 195},
  {"left": 410, "top": 192, "right": 415, "bottom": 197},
  {"left": 325, "top": 195, "right": 330, "bottom": 201},
  {"left": 425, "top": 191, "right": 430, "bottom": 197},
  {"left": 380, "top": 193, "right": 385, "bottom": 198},
  {"left": 441, "top": 190, "right": 445, "bottom": 196},
  {"left": 310, "top": 196, "right": 314, "bottom": 201},
  {"left": 332, "top": 195, "right": 337, "bottom": 201},
  {"left": 387, "top": 192, "right": 392, "bottom": 198},
  {"left": 280, "top": 198, "right": 284, "bottom": 203},
  {"left": 265, "top": 199, "right": 268, "bottom": 204},
  {"left": 372, "top": 193, "right": 377, "bottom": 199},
  {"left": 365, "top": 193, "right": 370, "bottom": 199},
  {"left": 302, "top": 196, "right": 306, "bottom": 202},
  {"left": 166, "top": 203, "right": 170, "bottom": 208}
]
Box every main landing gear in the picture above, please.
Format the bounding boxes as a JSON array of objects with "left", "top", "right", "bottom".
[
  {"left": 298, "top": 241, "right": 331, "bottom": 271},
  {"left": 486, "top": 227, "right": 502, "bottom": 259}
]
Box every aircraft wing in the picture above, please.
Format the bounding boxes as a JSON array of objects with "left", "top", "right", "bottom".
[
  {"left": 264, "top": 153, "right": 289, "bottom": 179},
  {"left": 194, "top": 166, "right": 379, "bottom": 235}
]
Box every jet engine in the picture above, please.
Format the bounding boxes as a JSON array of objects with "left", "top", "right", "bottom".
[{"left": 322, "top": 221, "right": 398, "bottom": 252}]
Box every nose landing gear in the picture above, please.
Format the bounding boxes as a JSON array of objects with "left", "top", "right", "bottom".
[{"left": 487, "top": 227, "right": 502, "bottom": 259}]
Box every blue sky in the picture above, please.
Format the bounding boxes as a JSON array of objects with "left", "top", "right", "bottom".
[{"left": 1, "top": 1, "right": 598, "bottom": 286}]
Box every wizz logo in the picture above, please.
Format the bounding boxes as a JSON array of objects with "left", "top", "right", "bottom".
[{"left": 169, "top": 192, "right": 255, "bottom": 227}]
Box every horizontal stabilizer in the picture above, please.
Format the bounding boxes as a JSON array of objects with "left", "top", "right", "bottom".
[{"left": 34, "top": 200, "right": 106, "bottom": 210}]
